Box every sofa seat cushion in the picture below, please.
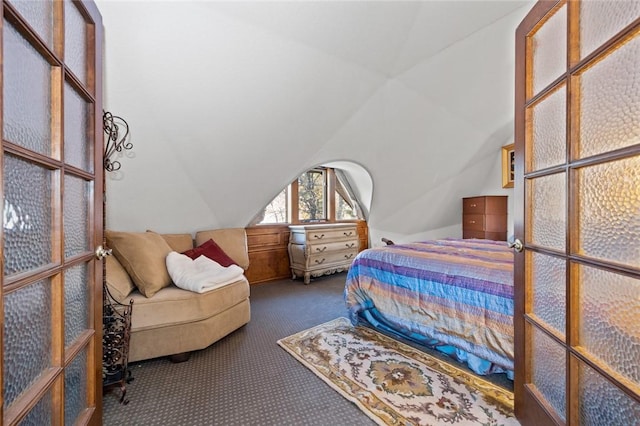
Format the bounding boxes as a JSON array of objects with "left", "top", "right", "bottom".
[{"left": 128, "top": 277, "right": 250, "bottom": 332}]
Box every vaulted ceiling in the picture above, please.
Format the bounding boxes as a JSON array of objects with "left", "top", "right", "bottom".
[{"left": 97, "top": 0, "right": 533, "bottom": 243}]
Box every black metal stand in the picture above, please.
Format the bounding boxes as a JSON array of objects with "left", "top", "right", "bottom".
[{"left": 102, "top": 284, "right": 133, "bottom": 404}]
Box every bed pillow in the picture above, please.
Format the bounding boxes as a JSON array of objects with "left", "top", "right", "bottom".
[
  {"left": 106, "top": 230, "right": 173, "bottom": 298},
  {"left": 182, "top": 239, "right": 238, "bottom": 267}
]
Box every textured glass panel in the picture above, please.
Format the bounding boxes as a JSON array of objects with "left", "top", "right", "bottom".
[
  {"left": 65, "top": 348, "right": 87, "bottom": 425},
  {"left": 64, "top": 0, "right": 87, "bottom": 85},
  {"left": 8, "top": 0, "right": 54, "bottom": 47},
  {"left": 578, "top": 156, "right": 640, "bottom": 267},
  {"left": 17, "top": 387, "right": 53, "bottom": 426},
  {"left": 3, "top": 19, "right": 52, "bottom": 156},
  {"left": 3, "top": 279, "right": 52, "bottom": 408},
  {"left": 529, "top": 85, "right": 566, "bottom": 172},
  {"left": 64, "top": 83, "right": 92, "bottom": 172},
  {"left": 579, "top": 34, "right": 640, "bottom": 159},
  {"left": 578, "top": 360, "right": 640, "bottom": 425},
  {"left": 530, "top": 252, "right": 566, "bottom": 337},
  {"left": 528, "top": 173, "right": 566, "bottom": 251},
  {"left": 64, "top": 174, "right": 90, "bottom": 258},
  {"left": 64, "top": 263, "right": 89, "bottom": 348},
  {"left": 3, "top": 155, "right": 53, "bottom": 276},
  {"left": 531, "top": 326, "right": 566, "bottom": 420},
  {"left": 531, "top": 4, "right": 566, "bottom": 96},
  {"left": 580, "top": 0, "right": 640, "bottom": 59},
  {"left": 579, "top": 264, "right": 640, "bottom": 385}
]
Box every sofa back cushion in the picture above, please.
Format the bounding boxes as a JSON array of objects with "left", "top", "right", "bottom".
[
  {"left": 105, "top": 255, "right": 136, "bottom": 303},
  {"left": 106, "top": 230, "right": 173, "bottom": 298},
  {"left": 195, "top": 228, "right": 249, "bottom": 270},
  {"left": 156, "top": 232, "right": 193, "bottom": 253}
]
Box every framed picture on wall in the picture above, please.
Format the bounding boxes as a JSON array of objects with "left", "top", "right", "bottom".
[{"left": 502, "top": 143, "right": 514, "bottom": 188}]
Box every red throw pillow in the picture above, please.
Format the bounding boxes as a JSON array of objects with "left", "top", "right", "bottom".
[{"left": 181, "top": 239, "right": 237, "bottom": 267}]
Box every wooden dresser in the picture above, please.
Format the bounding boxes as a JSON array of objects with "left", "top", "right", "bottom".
[
  {"left": 462, "top": 196, "right": 508, "bottom": 241},
  {"left": 288, "top": 223, "right": 359, "bottom": 284}
]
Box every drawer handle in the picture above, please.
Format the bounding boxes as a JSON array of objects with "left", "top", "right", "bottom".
[
  {"left": 470, "top": 203, "right": 476, "bottom": 207},
  {"left": 314, "top": 258, "right": 326, "bottom": 264},
  {"left": 344, "top": 253, "right": 354, "bottom": 259},
  {"left": 315, "top": 246, "right": 327, "bottom": 252},
  {"left": 343, "top": 231, "right": 353, "bottom": 236},
  {"left": 469, "top": 220, "right": 476, "bottom": 224},
  {"left": 345, "top": 243, "right": 355, "bottom": 248},
  {"left": 313, "top": 234, "right": 325, "bottom": 239}
]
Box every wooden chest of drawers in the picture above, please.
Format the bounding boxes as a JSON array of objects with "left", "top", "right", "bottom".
[
  {"left": 288, "top": 223, "right": 359, "bottom": 284},
  {"left": 462, "top": 196, "right": 507, "bottom": 241}
]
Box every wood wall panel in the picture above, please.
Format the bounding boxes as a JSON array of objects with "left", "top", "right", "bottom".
[
  {"left": 356, "top": 220, "right": 368, "bottom": 253},
  {"left": 245, "top": 220, "right": 369, "bottom": 285},
  {"left": 245, "top": 225, "right": 290, "bottom": 284}
]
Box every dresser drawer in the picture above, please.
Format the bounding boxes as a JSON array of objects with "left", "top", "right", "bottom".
[
  {"left": 290, "top": 227, "right": 355, "bottom": 243},
  {"left": 306, "top": 227, "right": 356, "bottom": 242},
  {"left": 306, "top": 240, "right": 358, "bottom": 256},
  {"left": 463, "top": 197, "right": 486, "bottom": 214},
  {"left": 308, "top": 249, "right": 357, "bottom": 267},
  {"left": 463, "top": 214, "right": 484, "bottom": 231}
]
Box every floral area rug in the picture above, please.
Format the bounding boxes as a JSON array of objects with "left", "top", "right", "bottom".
[{"left": 278, "top": 317, "right": 519, "bottom": 426}]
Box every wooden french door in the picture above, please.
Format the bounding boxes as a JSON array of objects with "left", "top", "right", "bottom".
[
  {"left": 0, "top": 0, "right": 103, "bottom": 424},
  {"left": 515, "top": 1, "right": 640, "bottom": 425}
]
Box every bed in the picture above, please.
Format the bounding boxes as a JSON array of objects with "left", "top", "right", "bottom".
[{"left": 344, "top": 238, "right": 514, "bottom": 378}]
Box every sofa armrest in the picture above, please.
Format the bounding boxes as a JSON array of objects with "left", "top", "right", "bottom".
[{"left": 195, "top": 228, "right": 249, "bottom": 270}]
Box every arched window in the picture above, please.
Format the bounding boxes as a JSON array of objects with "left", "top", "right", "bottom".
[{"left": 251, "top": 167, "right": 365, "bottom": 225}]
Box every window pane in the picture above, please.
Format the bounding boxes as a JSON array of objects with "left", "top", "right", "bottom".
[
  {"left": 64, "top": 82, "right": 93, "bottom": 172},
  {"left": 65, "top": 347, "right": 88, "bottom": 425},
  {"left": 577, "top": 155, "right": 640, "bottom": 267},
  {"left": 64, "top": 0, "right": 88, "bottom": 85},
  {"left": 3, "top": 155, "right": 53, "bottom": 276},
  {"left": 7, "top": 0, "right": 54, "bottom": 48},
  {"left": 527, "top": 172, "right": 566, "bottom": 252},
  {"left": 531, "top": 4, "right": 566, "bottom": 97},
  {"left": 578, "top": 34, "right": 640, "bottom": 159},
  {"left": 578, "top": 357, "right": 640, "bottom": 425},
  {"left": 298, "top": 170, "right": 326, "bottom": 221},
  {"left": 258, "top": 188, "right": 288, "bottom": 224},
  {"left": 3, "top": 18, "right": 52, "bottom": 156},
  {"left": 530, "top": 251, "right": 566, "bottom": 339},
  {"left": 531, "top": 325, "right": 567, "bottom": 421},
  {"left": 4, "top": 278, "right": 52, "bottom": 408},
  {"left": 336, "top": 192, "right": 357, "bottom": 220},
  {"left": 528, "top": 84, "right": 566, "bottom": 173},
  {"left": 580, "top": 0, "right": 640, "bottom": 60}
]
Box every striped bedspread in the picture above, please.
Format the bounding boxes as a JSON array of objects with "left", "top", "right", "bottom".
[{"left": 344, "top": 238, "right": 514, "bottom": 372}]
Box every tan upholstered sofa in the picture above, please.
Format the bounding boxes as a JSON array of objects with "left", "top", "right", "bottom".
[{"left": 105, "top": 228, "right": 251, "bottom": 362}]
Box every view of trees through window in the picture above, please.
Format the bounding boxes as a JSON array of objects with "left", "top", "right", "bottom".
[
  {"left": 251, "top": 167, "right": 363, "bottom": 225},
  {"left": 260, "top": 188, "right": 288, "bottom": 223},
  {"left": 336, "top": 193, "right": 357, "bottom": 220},
  {"left": 298, "top": 169, "right": 325, "bottom": 221}
]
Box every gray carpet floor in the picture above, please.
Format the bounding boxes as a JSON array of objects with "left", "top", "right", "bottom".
[{"left": 103, "top": 272, "right": 512, "bottom": 425}]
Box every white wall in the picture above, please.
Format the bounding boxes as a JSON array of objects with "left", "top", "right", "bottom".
[{"left": 98, "top": 1, "right": 531, "bottom": 240}]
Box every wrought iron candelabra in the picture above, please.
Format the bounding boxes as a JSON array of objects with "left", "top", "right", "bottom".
[
  {"left": 102, "top": 110, "right": 134, "bottom": 403},
  {"left": 103, "top": 111, "right": 133, "bottom": 172}
]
